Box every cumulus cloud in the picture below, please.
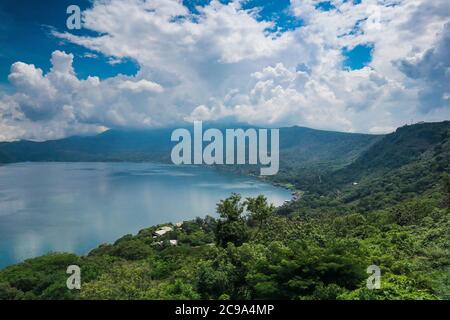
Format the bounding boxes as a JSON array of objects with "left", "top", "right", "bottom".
[
  {"left": 1, "top": 50, "right": 166, "bottom": 140},
  {"left": 397, "top": 23, "right": 450, "bottom": 112},
  {"left": 0, "top": 0, "right": 449, "bottom": 140},
  {"left": 117, "top": 79, "right": 164, "bottom": 93}
]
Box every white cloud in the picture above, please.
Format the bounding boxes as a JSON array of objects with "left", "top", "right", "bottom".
[
  {"left": 0, "top": 50, "right": 167, "bottom": 140},
  {"left": 0, "top": 0, "right": 449, "bottom": 140},
  {"left": 117, "top": 79, "right": 164, "bottom": 93},
  {"left": 397, "top": 23, "right": 450, "bottom": 112}
]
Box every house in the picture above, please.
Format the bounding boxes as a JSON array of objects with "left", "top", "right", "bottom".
[
  {"left": 153, "top": 239, "right": 178, "bottom": 247},
  {"left": 153, "top": 226, "right": 173, "bottom": 237}
]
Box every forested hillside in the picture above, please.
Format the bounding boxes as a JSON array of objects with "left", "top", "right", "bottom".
[
  {"left": 284, "top": 121, "right": 450, "bottom": 211},
  {"left": 271, "top": 121, "right": 450, "bottom": 191},
  {"left": 330, "top": 121, "right": 450, "bottom": 185}
]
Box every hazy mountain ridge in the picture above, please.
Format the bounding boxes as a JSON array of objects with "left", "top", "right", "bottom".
[
  {"left": 278, "top": 126, "right": 383, "bottom": 169},
  {"left": 0, "top": 125, "right": 383, "bottom": 170},
  {"left": 0, "top": 128, "right": 175, "bottom": 163}
]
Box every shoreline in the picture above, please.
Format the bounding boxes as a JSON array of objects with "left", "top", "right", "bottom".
[{"left": 0, "top": 162, "right": 292, "bottom": 270}]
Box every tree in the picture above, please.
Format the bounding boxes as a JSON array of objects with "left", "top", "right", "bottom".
[
  {"left": 215, "top": 194, "right": 249, "bottom": 247},
  {"left": 217, "top": 193, "right": 244, "bottom": 221},
  {"left": 196, "top": 260, "right": 233, "bottom": 299},
  {"left": 245, "top": 195, "right": 275, "bottom": 236},
  {"left": 0, "top": 282, "right": 23, "bottom": 300},
  {"left": 390, "top": 199, "right": 433, "bottom": 226}
]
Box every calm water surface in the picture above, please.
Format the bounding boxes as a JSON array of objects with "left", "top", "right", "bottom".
[{"left": 0, "top": 162, "right": 290, "bottom": 268}]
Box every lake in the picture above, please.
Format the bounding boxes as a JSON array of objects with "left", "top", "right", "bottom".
[{"left": 0, "top": 162, "right": 291, "bottom": 268}]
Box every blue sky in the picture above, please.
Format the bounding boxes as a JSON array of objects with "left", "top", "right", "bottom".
[
  {"left": 0, "top": 0, "right": 139, "bottom": 83},
  {"left": 342, "top": 43, "right": 373, "bottom": 70},
  {"left": 0, "top": 0, "right": 448, "bottom": 141}
]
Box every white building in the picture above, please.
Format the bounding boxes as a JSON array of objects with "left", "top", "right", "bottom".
[{"left": 153, "top": 226, "right": 173, "bottom": 237}]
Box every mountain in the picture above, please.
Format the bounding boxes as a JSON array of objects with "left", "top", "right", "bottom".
[
  {"left": 0, "top": 125, "right": 382, "bottom": 172},
  {"left": 0, "top": 150, "right": 10, "bottom": 163},
  {"left": 284, "top": 120, "right": 450, "bottom": 213},
  {"left": 330, "top": 121, "right": 450, "bottom": 184},
  {"left": 279, "top": 126, "right": 381, "bottom": 169},
  {"left": 0, "top": 128, "right": 175, "bottom": 163}
]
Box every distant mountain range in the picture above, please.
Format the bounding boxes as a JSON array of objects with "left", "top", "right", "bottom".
[
  {"left": 0, "top": 124, "right": 382, "bottom": 168},
  {"left": 0, "top": 128, "right": 175, "bottom": 163}
]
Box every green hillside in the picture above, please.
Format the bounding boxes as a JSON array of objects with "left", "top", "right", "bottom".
[
  {"left": 331, "top": 121, "right": 450, "bottom": 184},
  {"left": 288, "top": 122, "right": 450, "bottom": 209}
]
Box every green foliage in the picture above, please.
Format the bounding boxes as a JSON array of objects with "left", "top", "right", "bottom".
[
  {"left": 339, "top": 274, "right": 437, "bottom": 300},
  {"left": 0, "top": 282, "right": 23, "bottom": 300},
  {"left": 196, "top": 259, "right": 234, "bottom": 299},
  {"left": 216, "top": 220, "right": 250, "bottom": 248},
  {"left": 110, "top": 239, "right": 153, "bottom": 260},
  {"left": 215, "top": 194, "right": 250, "bottom": 247},
  {"left": 0, "top": 191, "right": 448, "bottom": 300},
  {"left": 81, "top": 262, "right": 154, "bottom": 300},
  {"left": 0, "top": 253, "right": 80, "bottom": 300},
  {"left": 245, "top": 195, "right": 275, "bottom": 233},
  {"left": 389, "top": 199, "right": 434, "bottom": 226},
  {"left": 443, "top": 173, "right": 450, "bottom": 208},
  {"left": 217, "top": 193, "right": 245, "bottom": 221}
]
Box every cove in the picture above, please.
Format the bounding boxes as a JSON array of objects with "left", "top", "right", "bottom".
[{"left": 0, "top": 162, "right": 291, "bottom": 268}]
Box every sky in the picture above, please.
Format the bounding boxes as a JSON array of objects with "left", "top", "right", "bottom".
[{"left": 0, "top": 0, "right": 449, "bottom": 141}]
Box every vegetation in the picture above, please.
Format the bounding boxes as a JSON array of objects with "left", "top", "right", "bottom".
[
  {"left": 0, "top": 181, "right": 448, "bottom": 300},
  {"left": 0, "top": 121, "right": 449, "bottom": 300}
]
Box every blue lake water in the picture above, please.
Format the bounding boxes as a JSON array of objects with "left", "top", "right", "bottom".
[{"left": 0, "top": 162, "right": 291, "bottom": 268}]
